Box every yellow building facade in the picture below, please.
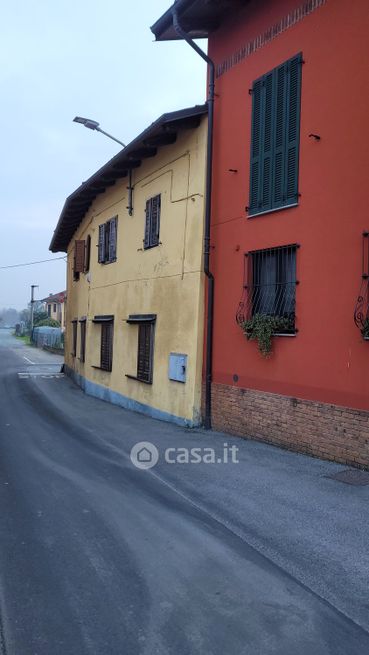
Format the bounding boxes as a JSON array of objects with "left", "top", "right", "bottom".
[{"left": 50, "top": 106, "right": 207, "bottom": 426}]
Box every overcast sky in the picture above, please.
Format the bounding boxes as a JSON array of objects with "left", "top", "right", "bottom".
[{"left": 0, "top": 1, "right": 205, "bottom": 311}]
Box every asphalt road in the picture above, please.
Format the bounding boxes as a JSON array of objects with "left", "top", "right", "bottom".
[{"left": 0, "top": 329, "right": 368, "bottom": 654}]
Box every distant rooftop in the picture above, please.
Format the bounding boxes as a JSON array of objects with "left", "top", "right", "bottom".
[{"left": 41, "top": 291, "right": 67, "bottom": 304}]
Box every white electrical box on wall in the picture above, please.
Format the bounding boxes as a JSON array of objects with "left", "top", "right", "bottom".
[{"left": 168, "top": 353, "right": 187, "bottom": 383}]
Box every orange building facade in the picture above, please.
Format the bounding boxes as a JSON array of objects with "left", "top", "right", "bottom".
[{"left": 152, "top": 0, "right": 369, "bottom": 467}]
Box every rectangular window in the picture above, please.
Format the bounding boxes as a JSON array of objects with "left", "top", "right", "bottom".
[
  {"left": 249, "top": 53, "right": 302, "bottom": 217},
  {"left": 79, "top": 319, "right": 86, "bottom": 363},
  {"left": 98, "top": 217, "right": 118, "bottom": 264},
  {"left": 53, "top": 304, "right": 57, "bottom": 312},
  {"left": 144, "top": 195, "right": 161, "bottom": 249},
  {"left": 100, "top": 321, "right": 114, "bottom": 371},
  {"left": 238, "top": 245, "right": 297, "bottom": 333},
  {"left": 47, "top": 305, "right": 51, "bottom": 317},
  {"left": 71, "top": 320, "right": 78, "bottom": 356}
]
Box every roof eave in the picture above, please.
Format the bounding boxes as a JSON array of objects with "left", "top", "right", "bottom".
[
  {"left": 151, "top": 1, "right": 206, "bottom": 41},
  {"left": 50, "top": 104, "right": 207, "bottom": 253},
  {"left": 151, "top": 0, "right": 249, "bottom": 41}
]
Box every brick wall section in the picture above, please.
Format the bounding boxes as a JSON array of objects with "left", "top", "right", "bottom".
[{"left": 207, "top": 383, "right": 369, "bottom": 469}]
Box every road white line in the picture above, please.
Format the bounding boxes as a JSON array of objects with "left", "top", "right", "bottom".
[{"left": 23, "top": 356, "right": 35, "bottom": 365}]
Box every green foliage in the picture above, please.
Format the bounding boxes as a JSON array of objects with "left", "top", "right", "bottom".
[
  {"left": 33, "top": 310, "right": 48, "bottom": 325},
  {"left": 14, "top": 334, "right": 32, "bottom": 345},
  {"left": 361, "top": 318, "right": 369, "bottom": 339},
  {"left": 34, "top": 318, "right": 61, "bottom": 328},
  {"left": 241, "top": 314, "right": 293, "bottom": 358}
]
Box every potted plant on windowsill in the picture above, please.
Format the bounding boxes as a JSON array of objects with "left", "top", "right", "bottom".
[
  {"left": 361, "top": 318, "right": 369, "bottom": 340},
  {"left": 240, "top": 314, "right": 294, "bottom": 357}
]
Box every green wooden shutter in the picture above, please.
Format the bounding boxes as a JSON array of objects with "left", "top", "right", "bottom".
[
  {"left": 249, "top": 79, "right": 263, "bottom": 214},
  {"left": 249, "top": 53, "right": 302, "bottom": 216},
  {"left": 284, "top": 54, "right": 302, "bottom": 206},
  {"left": 260, "top": 72, "right": 274, "bottom": 212},
  {"left": 272, "top": 62, "right": 288, "bottom": 208}
]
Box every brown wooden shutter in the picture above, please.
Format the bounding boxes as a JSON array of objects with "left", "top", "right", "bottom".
[
  {"left": 98, "top": 225, "right": 105, "bottom": 263},
  {"left": 137, "top": 323, "right": 153, "bottom": 383},
  {"left": 74, "top": 240, "right": 85, "bottom": 273},
  {"left": 100, "top": 321, "right": 113, "bottom": 371}
]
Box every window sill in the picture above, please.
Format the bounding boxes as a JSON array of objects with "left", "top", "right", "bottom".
[
  {"left": 273, "top": 332, "right": 297, "bottom": 337},
  {"left": 126, "top": 374, "right": 152, "bottom": 385},
  {"left": 92, "top": 365, "right": 112, "bottom": 372},
  {"left": 143, "top": 244, "right": 160, "bottom": 251},
  {"left": 248, "top": 203, "right": 298, "bottom": 219}
]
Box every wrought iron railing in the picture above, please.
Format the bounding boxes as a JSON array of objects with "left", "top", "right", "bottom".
[
  {"left": 354, "top": 232, "right": 369, "bottom": 338},
  {"left": 236, "top": 244, "right": 298, "bottom": 333}
]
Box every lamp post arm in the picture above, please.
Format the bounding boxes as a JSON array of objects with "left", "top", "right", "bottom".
[{"left": 95, "top": 127, "right": 126, "bottom": 148}]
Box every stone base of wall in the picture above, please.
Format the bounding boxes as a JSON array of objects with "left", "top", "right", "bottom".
[{"left": 209, "top": 383, "right": 369, "bottom": 469}]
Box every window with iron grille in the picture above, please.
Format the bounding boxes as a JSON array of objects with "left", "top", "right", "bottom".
[
  {"left": 248, "top": 54, "right": 302, "bottom": 217},
  {"left": 237, "top": 245, "right": 298, "bottom": 333},
  {"left": 71, "top": 320, "right": 78, "bottom": 357},
  {"left": 100, "top": 321, "right": 114, "bottom": 371},
  {"left": 79, "top": 319, "right": 86, "bottom": 363},
  {"left": 354, "top": 231, "right": 369, "bottom": 338},
  {"left": 144, "top": 195, "right": 161, "bottom": 249},
  {"left": 98, "top": 217, "right": 118, "bottom": 264}
]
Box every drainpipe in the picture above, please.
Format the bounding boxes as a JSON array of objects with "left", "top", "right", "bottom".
[{"left": 172, "top": 9, "right": 215, "bottom": 430}]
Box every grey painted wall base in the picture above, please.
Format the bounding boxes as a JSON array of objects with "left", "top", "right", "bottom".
[{"left": 65, "top": 365, "right": 199, "bottom": 428}]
